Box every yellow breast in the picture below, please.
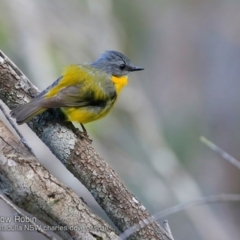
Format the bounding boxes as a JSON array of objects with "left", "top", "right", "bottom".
[{"left": 111, "top": 75, "right": 128, "bottom": 95}]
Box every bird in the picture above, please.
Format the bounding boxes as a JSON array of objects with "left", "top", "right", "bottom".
[{"left": 10, "top": 50, "right": 144, "bottom": 135}]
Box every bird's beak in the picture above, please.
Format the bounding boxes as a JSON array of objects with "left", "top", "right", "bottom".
[{"left": 130, "top": 65, "right": 144, "bottom": 72}]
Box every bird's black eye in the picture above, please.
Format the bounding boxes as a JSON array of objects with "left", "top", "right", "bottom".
[{"left": 119, "top": 63, "right": 125, "bottom": 70}]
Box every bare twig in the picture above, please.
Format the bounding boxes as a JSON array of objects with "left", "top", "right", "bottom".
[
  {"left": 154, "top": 194, "right": 240, "bottom": 218},
  {"left": 118, "top": 193, "right": 240, "bottom": 240},
  {"left": 0, "top": 103, "right": 34, "bottom": 154},
  {"left": 0, "top": 194, "right": 56, "bottom": 240},
  {"left": 200, "top": 136, "right": 240, "bottom": 170},
  {"left": 163, "top": 220, "right": 174, "bottom": 240}
]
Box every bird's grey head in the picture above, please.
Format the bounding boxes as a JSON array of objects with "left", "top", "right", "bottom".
[{"left": 91, "top": 50, "right": 144, "bottom": 77}]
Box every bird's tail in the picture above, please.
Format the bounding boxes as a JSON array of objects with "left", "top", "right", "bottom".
[{"left": 10, "top": 98, "right": 47, "bottom": 125}]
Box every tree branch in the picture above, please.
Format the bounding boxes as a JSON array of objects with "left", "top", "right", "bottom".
[
  {"left": 0, "top": 120, "right": 117, "bottom": 240},
  {"left": 0, "top": 49, "right": 166, "bottom": 239}
]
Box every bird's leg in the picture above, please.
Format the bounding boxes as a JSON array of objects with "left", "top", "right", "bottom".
[
  {"left": 80, "top": 124, "right": 92, "bottom": 143},
  {"left": 80, "top": 123, "right": 87, "bottom": 133}
]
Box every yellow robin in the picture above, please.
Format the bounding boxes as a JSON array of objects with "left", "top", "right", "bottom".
[{"left": 10, "top": 51, "right": 144, "bottom": 132}]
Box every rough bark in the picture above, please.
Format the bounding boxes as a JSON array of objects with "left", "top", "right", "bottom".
[
  {"left": 0, "top": 50, "right": 166, "bottom": 239},
  {"left": 0, "top": 120, "right": 117, "bottom": 240}
]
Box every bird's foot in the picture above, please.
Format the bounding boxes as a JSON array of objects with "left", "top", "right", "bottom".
[{"left": 74, "top": 129, "right": 92, "bottom": 143}]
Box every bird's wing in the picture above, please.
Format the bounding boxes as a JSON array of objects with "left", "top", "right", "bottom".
[
  {"left": 40, "top": 81, "right": 112, "bottom": 108},
  {"left": 48, "top": 84, "right": 94, "bottom": 107}
]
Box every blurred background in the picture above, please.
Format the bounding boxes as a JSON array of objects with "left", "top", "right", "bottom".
[{"left": 0, "top": 0, "right": 240, "bottom": 239}]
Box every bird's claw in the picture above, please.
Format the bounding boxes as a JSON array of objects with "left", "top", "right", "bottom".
[{"left": 75, "top": 129, "right": 92, "bottom": 143}]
